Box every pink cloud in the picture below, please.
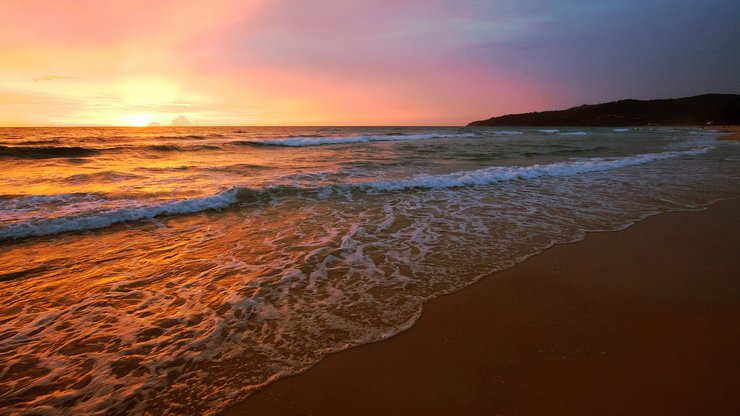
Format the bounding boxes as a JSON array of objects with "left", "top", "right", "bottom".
[{"left": 0, "top": 0, "right": 258, "bottom": 47}]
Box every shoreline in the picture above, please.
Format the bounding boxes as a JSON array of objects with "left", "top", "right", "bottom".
[{"left": 221, "top": 198, "right": 740, "bottom": 415}]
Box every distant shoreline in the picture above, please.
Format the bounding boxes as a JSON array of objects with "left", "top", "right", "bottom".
[{"left": 469, "top": 94, "right": 740, "bottom": 127}]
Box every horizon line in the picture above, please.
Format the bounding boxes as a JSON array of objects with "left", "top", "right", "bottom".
[{"left": 0, "top": 124, "right": 468, "bottom": 128}]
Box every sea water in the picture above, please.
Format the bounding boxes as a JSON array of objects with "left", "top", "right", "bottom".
[{"left": 0, "top": 126, "right": 738, "bottom": 414}]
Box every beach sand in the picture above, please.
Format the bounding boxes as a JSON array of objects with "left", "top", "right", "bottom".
[{"left": 221, "top": 198, "right": 740, "bottom": 416}]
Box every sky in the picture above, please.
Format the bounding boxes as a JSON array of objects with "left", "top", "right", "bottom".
[{"left": 0, "top": 0, "right": 738, "bottom": 126}]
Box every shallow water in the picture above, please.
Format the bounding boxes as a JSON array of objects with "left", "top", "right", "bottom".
[{"left": 0, "top": 126, "right": 738, "bottom": 415}]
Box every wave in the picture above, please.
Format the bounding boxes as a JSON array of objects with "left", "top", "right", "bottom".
[
  {"left": 359, "top": 146, "right": 713, "bottom": 191},
  {"left": 64, "top": 171, "right": 142, "bottom": 183},
  {"left": 0, "top": 145, "right": 100, "bottom": 159},
  {"left": 1, "top": 139, "right": 62, "bottom": 145},
  {"left": 143, "top": 144, "right": 221, "bottom": 152},
  {"left": 0, "top": 193, "right": 103, "bottom": 211},
  {"left": 0, "top": 143, "right": 224, "bottom": 159},
  {"left": 244, "top": 132, "right": 477, "bottom": 147},
  {"left": 134, "top": 165, "right": 192, "bottom": 173},
  {"left": 522, "top": 146, "right": 609, "bottom": 157},
  {"left": 0, "top": 190, "right": 243, "bottom": 241},
  {"left": 558, "top": 131, "right": 588, "bottom": 136},
  {"left": 0, "top": 146, "right": 712, "bottom": 240},
  {"left": 145, "top": 144, "right": 186, "bottom": 152},
  {"left": 205, "top": 163, "right": 273, "bottom": 173},
  {"left": 154, "top": 135, "right": 208, "bottom": 140}
]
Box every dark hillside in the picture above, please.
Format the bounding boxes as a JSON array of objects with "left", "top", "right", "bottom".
[{"left": 468, "top": 94, "right": 740, "bottom": 126}]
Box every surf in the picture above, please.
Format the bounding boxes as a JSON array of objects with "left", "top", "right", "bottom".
[{"left": 0, "top": 145, "right": 713, "bottom": 240}]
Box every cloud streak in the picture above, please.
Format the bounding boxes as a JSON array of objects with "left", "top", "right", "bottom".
[{"left": 33, "top": 75, "right": 74, "bottom": 82}]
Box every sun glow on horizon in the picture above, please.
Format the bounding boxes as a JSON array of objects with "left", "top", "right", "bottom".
[{"left": 124, "top": 114, "right": 159, "bottom": 127}]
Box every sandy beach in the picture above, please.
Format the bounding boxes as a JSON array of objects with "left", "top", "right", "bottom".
[{"left": 222, "top": 198, "right": 740, "bottom": 416}]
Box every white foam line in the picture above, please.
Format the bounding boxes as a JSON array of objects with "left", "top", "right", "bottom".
[
  {"left": 361, "top": 146, "right": 713, "bottom": 192},
  {"left": 0, "top": 189, "right": 240, "bottom": 240}
]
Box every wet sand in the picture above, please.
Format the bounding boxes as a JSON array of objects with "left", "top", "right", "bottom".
[{"left": 221, "top": 198, "right": 740, "bottom": 416}]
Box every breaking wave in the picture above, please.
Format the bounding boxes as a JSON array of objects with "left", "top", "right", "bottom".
[
  {"left": 361, "top": 146, "right": 712, "bottom": 191},
  {"left": 0, "top": 146, "right": 712, "bottom": 240},
  {"left": 0, "top": 190, "right": 242, "bottom": 240}
]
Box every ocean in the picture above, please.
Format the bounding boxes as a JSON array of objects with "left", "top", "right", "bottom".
[{"left": 1, "top": 126, "right": 738, "bottom": 415}]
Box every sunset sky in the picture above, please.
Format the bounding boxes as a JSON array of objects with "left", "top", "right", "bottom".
[{"left": 1, "top": 0, "right": 738, "bottom": 126}]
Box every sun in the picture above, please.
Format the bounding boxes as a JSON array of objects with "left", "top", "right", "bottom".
[{"left": 124, "top": 114, "right": 158, "bottom": 127}]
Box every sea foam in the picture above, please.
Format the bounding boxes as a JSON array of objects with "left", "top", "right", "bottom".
[
  {"left": 0, "top": 190, "right": 241, "bottom": 240},
  {"left": 361, "top": 146, "right": 713, "bottom": 191}
]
